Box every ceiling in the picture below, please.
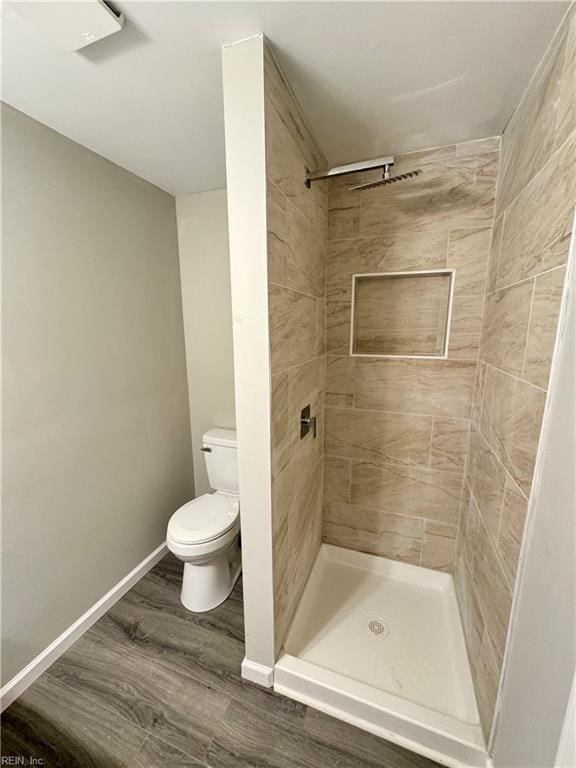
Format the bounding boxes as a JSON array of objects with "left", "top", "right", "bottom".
[{"left": 2, "top": 1, "right": 568, "bottom": 195}]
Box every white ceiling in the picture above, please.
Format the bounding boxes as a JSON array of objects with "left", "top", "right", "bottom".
[{"left": 2, "top": 1, "right": 568, "bottom": 195}]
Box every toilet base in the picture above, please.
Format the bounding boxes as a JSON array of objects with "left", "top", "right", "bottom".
[{"left": 180, "top": 545, "right": 241, "bottom": 613}]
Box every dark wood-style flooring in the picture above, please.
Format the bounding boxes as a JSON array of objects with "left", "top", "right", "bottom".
[{"left": 1, "top": 554, "right": 441, "bottom": 767}]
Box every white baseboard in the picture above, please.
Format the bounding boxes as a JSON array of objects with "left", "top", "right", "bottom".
[
  {"left": 241, "top": 657, "right": 274, "bottom": 688},
  {"left": 1, "top": 542, "right": 168, "bottom": 712}
]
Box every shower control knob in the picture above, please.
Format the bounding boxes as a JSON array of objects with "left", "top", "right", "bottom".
[{"left": 300, "top": 405, "right": 317, "bottom": 439}]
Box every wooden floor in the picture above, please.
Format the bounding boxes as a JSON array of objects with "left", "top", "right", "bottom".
[{"left": 1, "top": 554, "right": 441, "bottom": 768}]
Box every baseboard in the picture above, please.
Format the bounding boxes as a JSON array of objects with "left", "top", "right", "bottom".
[
  {"left": 0, "top": 542, "right": 168, "bottom": 712},
  {"left": 241, "top": 657, "right": 274, "bottom": 688}
]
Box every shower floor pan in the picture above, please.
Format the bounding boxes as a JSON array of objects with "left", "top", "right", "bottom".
[{"left": 274, "top": 544, "right": 488, "bottom": 768}]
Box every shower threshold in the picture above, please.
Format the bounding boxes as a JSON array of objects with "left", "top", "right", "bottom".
[{"left": 274, "top": 544, "right": 489, "bottom": 768}]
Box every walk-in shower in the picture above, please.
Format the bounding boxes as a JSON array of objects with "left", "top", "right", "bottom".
[
  {"left": 273, "top": 140, "right": 487, "bottom": 768},
  {"left": 223, "top": 22, "right": 576, "bottom": 768}
]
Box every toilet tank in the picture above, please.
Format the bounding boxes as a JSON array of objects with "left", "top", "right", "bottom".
[{"left": 202, "top": 428, "right": 238, "bottom": 495}]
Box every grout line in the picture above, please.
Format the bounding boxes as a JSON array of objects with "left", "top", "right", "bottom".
[
  {"left": 268, "top": 175, "right": 326, "bottom": 243},
  {"left": 325, "top": 509, "right": 458, "bottom": 535},
  {"left": 487, "top": 262, "right": 567, "bottom": 297},
  {"left": 504, "top": 465, "right": 530, "bottom": 502},
  {"left": 475, "top": 418, "right": 510, "bottom": 478},
  {"left": 418, "top": 526, "right": 424, "bottom": 568},
  {"left": 474, "top": 204, "right": 500, "bottom": 370},
  {"left": 455, "top": 419, "right": 473, "bottom": 550},
  {"left": 326, "top": 292, "right": 486, "bottom": 304},
  {"left": 427, "top": 416, "right": 435, "bottom": 468},
  {"left": 496, "top": 126, "right": 576, "bottom": 219},
  {"left": 485, "top": 213, "right": 502, "bottom": 297},
  {"left": 268, "top": 279, "right": 323, "bottom": 302},
  {"left": 481, "top": 360, "right": 548, "bottom": 394},
  {"left": 478, "top": 362, "right": 488, "bottom": 430},
  {"left": 494, "top": 206, "right": 507, "bottom": 288},
  {"left": 325, "top": 351, "right": 479, "bottom": 378},
  {"left": 455, "top": 137, "right": 501, "bottom": 158},
  {"left": 474, "top": 428, "right": 532, "bottom": 519},
  {"left": 476, "top": 426, "right": 529, "bottom": 503},
  {"left": 493, "top": 477, "right": 509, "bottom": 561},
  {"left": 520, "top": 278, "right": 538, "bottom": 380},
  {"left": 265, "top": 50, "right": 327, "bottom": 171},
  {"left": 272, "top": 352, "right": 326, "bottom": 376},
  {"left": 465, "top": 477, "right": 511, "bottom": 591},
  {"left": 325, "top": 402, "right": 464, "bottom": 420},
  {"left": 321, "top": 195, "right": 329, "bottom": 463},
  {"left": 498, "top": 7, "right": 570, "bottom": 149},
  {"left": 466, "top": 469, "right": 500, "bottom": 557},
  {"left": 323, "top": 451, "right": 466, "bottom": 477},
  {"left": 472, "top": 486, "right": 513, "bottom": 594},
  {"left": 445, "top": 228, "right": 454, "bottom": 263}
]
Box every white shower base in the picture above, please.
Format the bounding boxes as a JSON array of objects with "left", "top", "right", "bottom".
[{"left": 274, "top": 544, "right": 489, "bottom": 768}]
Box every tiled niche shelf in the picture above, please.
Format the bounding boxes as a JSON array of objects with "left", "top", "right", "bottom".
[{"left": 350, "top": 269, "right": 455, "bottom": 359}]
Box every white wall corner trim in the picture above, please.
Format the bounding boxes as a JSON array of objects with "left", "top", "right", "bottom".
[
  {"left": 221, "top": 34, "right": 276, "bottom": 672},
  {"left": 0, "top": 542, "right": 168, "bottom": 712},
  {"left": 241, "top": 658, "right": 275, "bottom": 688}
]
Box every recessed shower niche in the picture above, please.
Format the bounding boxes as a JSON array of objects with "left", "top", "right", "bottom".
[{"left": 350, "top": 270, "right": 455, "bottom": 358}]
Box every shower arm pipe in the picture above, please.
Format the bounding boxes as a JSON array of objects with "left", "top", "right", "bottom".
[{"left": 304, "top": 155, "right": 394, "bottom": 188}]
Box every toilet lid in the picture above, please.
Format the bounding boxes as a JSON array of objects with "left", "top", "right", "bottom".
[{"left": 168, "top": 493, "right": 239, "bottom": 545}]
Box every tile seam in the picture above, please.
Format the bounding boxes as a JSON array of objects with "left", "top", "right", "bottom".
[
  {"left": 480, "top": 360, "right": 548, "bottom": 394},
  {"left": 324, "top": 510, "right": 459, "bottom": 533},
  {"left": 489, "top": 262, "right": 567, "bottom": 296},
  {"left": 326, "top": 403, "right": 468, "bottom": 419},
  {"left": 324, "top": 451, "right": 465, "bottom": 477},
  {"left": 271, "top": 351, "right": 326, "bottom": 375},
  {"left": 496, "top": 126, "right": 576, "bottom": 219},
  {"left": 269, "top": 279, "right": 323, "bottom": 302},
  {"left": 520, "top": 278, "right": 538, "bottom": 381},
  {"left": 466, "top": 480, "right": 512, "bottom": 596},
  {"left": 268, "top": 175, "right": 327, "bottom": 243}
]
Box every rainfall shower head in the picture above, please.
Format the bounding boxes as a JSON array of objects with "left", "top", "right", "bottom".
[{"left": 349, "top": 164, "right": 422, "bottom": 191}]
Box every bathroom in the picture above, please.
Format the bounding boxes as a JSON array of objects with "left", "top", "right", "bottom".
[{"left": 1, "top": 2, "right": 575, "bottom": 767}]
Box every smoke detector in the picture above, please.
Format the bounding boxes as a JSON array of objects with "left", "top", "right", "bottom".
[{"left": 10, "top": 1, "right": 124, "bottom": 52}]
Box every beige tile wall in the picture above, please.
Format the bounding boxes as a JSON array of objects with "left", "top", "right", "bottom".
[
  {"left": 264, "top": 44, "right": 329, "bottom": 654},
  {"left": 323, "top": 137, "right": 500, "bottom": 572},
  {"left": 454, "top": 6, "right": 576, "bottom": 742}
]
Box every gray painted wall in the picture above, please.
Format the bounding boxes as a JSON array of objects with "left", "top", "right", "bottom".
[
  {"left": 1, "top": 104, "right": 194, "bottom": 685},
  {"left": 176, "top": 190, "right": 236, "bottom": 496}
]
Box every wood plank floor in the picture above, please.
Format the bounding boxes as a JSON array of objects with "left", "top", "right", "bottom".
[{"left": 1, "top": 554, "right": 441, "bottom": 768}]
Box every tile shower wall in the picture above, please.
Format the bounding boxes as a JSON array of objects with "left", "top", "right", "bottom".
[
  {"left": 323, "top": 139, "right": 499, "bottom": 571},
  {"left": 264, "top": 45, "right": 329, "bottom": 653},
  {"left": 454, "top": 6, "right": 576, "bottom": 741}
]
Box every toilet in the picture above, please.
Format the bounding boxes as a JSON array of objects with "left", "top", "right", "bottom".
[{"left": 167, "top": 428, "right": 241, "bottom": 612}]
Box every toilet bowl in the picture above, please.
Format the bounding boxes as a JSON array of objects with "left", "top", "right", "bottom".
[{"left": 167, "top": 428, "right": 241, "bottom": 612}]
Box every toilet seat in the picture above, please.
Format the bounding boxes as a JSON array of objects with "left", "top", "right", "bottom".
[{"left": 167, "top": 492, "right": 240, "bottom": 545}]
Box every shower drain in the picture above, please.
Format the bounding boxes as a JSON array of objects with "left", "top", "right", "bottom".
[{"left": 367, "top": 617, "right": 389, "bottom": 639}]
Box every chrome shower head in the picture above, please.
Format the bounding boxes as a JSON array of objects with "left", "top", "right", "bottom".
[{"left": 349, "top": 164, "right": 422, "bottom": 191}]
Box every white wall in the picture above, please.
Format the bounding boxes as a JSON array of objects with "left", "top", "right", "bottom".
[
  {"left": 176, "top": 190, "right": 236, "bottom": 495},
  {"left": 222, "top": 34, "right": 276, "bottom": 679},
  {"left": 1, "top": 103, "right": 194, "bottom": 686},
  {"left": 492, "top": 229, "right": 575, "bottom": 766}
]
